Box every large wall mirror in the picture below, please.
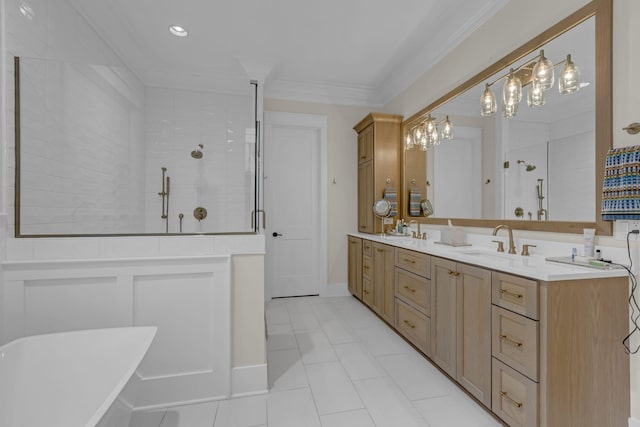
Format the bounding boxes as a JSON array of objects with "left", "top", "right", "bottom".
[{"left": 402, "top": 0, "right": 612, "bottom": 235}]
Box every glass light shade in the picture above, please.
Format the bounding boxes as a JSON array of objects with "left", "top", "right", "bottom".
[
  {"left": 430, "top": 126, "right": 440, "bottom": 146},
  {"left": 405, "top": 131, "right": 414, "bottom": 149},
  {"left": 527, "top": 82, "right": 545, "bottom": 107},
  {"left": 442, "top": 116, "right": 453, "bottom": 140},
  {"left": 503, "top": 101, "right": 518, "bottom": 118},
  {"left": 503, "top": 69, "right": 522, "bottom": 107},
  {"left": 532, "top": 49, "right": 554, "bottom": 91},
  {"left": 412, "top": 124, "right": 423, "bottom": 144},
  {"left": 425, "top": 115, "right": 436, "bottom": 135},
  {"left": 559, "top": 54, "right": 580, "bottom": 94},
  {"left": 480, "top": 84, "right": 497, "bottom": 116}
]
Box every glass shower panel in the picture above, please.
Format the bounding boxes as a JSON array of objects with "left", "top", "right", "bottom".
[{"left": 15, "top": 56, "right": 258, "bottom": 236}]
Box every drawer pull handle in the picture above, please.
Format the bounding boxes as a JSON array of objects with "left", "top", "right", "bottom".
[
  {"left": 360, "top": 155, "right": 366, "bottom": 159},
  {"left": 363, "top": 266, "right": 369, "bottom": 270},
  {"left": 500, "top": 391, "right": 523, "bottom": 408},
  {"left": 448, "top": 270, "right": 460, "bottom": 277},
  {"left": 500, "top": 334, "right": 523, "bottom": 348},
  {"left": 500, "top": 289, "right": 523, "bottom": 299},
  {"left": 403, "top": 286, "right": 416, "bottom": 293},
  {"left": 377, "top": 248, "right": 384, "bottom": 252},
  {"left": 403, "top": 258, "right": 417, "bottom": 264},
  {"left": 364, "top": 290, "right": 371, "bottom": 294},
  {"left": 403, "top": 320, "right": 416, "bottom": 329}
]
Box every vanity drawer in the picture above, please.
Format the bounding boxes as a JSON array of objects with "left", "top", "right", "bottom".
[
  {"left": 395, "top": 248, "right": 430, "bottom": 277},
  {"left": 363, "top": 239, "right": 373, "bottom": 257},
  {"left": 492, "top": 358, "right": 538, "bottom": 427},
  {"left": 363, "top": 278, "right": 374, "bottom": 307},
  {"left": 492, "top": 272, "right": 539, "bottom": 320},
  {"left": 395, "top": 268, "right": 430, "bottom": 315},
  {"left": 492, "top": 306, "right": 539, "bottom": 381},
  {"left": 396, "top": 298, "right": 430, "bottom": 356},
  {"left": 363, "top": 255, "right": 372, "bottom": 280}
]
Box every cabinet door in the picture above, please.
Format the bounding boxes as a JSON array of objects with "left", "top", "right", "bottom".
[
  {"left": 358, "top": 161, "right": 374, "bottom": 233},
  {"left": 347, "top": 237, "right": 363, "bottom": 299},
  {"left": 430, "top": 257, "right": 458, "bottom": 378},
  {"left": 373, "top": 242, "right": 394, "bottom": 324},
  {"left": 358, "top": 124, "right": 374, "bottom": 163},
  {"left": 456, "top": 263, "right": 492, "bottom": 407}
]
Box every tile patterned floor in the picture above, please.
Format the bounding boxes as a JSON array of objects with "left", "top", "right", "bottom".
[{"left": 131, "top": 296, "right": 503, "bottom": 427}]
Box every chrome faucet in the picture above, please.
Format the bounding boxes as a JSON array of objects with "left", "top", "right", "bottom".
[{"left": 492, "top": 224, "right": 517, "bottom": 254}]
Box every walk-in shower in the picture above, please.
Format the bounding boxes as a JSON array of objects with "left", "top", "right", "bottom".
[{"left": 13, "top": 56, "right": 260, "bottom": 236}]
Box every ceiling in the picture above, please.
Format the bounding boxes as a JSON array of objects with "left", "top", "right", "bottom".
[{"left": 68, "top": 0, "right": 508, "bottom": 107}]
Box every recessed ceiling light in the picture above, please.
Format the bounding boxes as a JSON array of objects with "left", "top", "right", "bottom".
[
  {"left": 19, "top": 1, "right": 35, "bottom": 20},
  {"left": 169, "top": 25, "right": 188, "bottom": 37}
]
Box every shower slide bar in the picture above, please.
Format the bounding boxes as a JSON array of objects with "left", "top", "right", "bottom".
[{"left": 159, "top": 167, "right": 170, "bottom": 232}]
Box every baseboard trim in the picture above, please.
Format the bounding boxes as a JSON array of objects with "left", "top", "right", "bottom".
[
  {"left": 630, "top": 417, "right": 640, "bottom": 427},
  {"left": 325, "top": 282, "right": 350, "bottom": 297},
  {"left": 231, "top": 364, "right": 268, "bottom": 398}
]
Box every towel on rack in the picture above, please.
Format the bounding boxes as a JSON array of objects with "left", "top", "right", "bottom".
[
  {"left": 383, "top": 187, "right": 398, "bottom": 217},
  {"left": 409, "top": 188, "right": 422, "bottom": 216},
  {"left": 602, "top": 145, "right": 640, "bottom": 220}
]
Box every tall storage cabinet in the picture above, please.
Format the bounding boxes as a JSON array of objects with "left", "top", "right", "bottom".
[{"left": 353, "top": 113, "right": 403, "bottom": 234}]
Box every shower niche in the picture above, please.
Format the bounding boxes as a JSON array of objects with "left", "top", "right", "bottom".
[{"left": 13, "top": 57, "right": 260, "bottom": 236}]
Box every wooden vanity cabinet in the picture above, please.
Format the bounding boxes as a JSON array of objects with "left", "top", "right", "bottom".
[
  {"left": 347, "top": 236, "right": 362, "bottom": 299},
  {"left": 491, "top": 272, "right": 630, "bottom": 427},
  {"left": 372, "top": 242, "right": 395, "bottom": 324},
  {"left": 349, "top": 237, "right": 630, "bottom": 427},
  {"left": 353, "top": 113, "right": 403, "bottom": 234},
  {"left": 394, "top": 248, "right": 431, "bottom": 356},
  {"left": 431, "top": 256, "right": 492, "bottom": 407}
]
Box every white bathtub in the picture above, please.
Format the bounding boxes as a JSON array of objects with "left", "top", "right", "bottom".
[{"left": 0, "top": 327, "right": 157, "bottom": 427}]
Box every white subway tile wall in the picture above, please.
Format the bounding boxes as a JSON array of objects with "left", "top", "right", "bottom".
[{"left": 5, "top": 0, "right": 255, "bottom": 235}]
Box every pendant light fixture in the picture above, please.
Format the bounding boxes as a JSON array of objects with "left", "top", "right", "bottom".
[
  {"left": 405, "top": 114, "right": 454, "bottom": 151},
  {"left": 527, "top": 81, "right": 545, "bottom": 107},
  {"left": 503, "top": 68, "right": 522, "bottom": 108},
  {"left": 532, "top": 49, "right": 554, "bottom": 90},
  {"left": 442, "top": 116, "right": 453, "bottom": 140},
  {"left": 479, "top": 50, "right": 581, "bottom": 118},
  {"left": 559, "top": 54, "right": 580, "bottom": 94},
  {"left": 480, "top": 84, "right": 497, "bottom": 116},
  {"left": 503, "top": 102, "right": 518, "bottom": 118}
]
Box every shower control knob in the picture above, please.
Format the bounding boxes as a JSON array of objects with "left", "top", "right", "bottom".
[{"left": 272, "top": 232, "right": 283, "bottom": 237}]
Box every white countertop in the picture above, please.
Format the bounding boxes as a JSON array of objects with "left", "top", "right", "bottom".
[{"left": 349, "top": 232, "right": 629, "bottom": 281}]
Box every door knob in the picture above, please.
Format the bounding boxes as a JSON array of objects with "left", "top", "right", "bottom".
[{"left": 272, "top": 232, "right": 282, "bottom": 237}]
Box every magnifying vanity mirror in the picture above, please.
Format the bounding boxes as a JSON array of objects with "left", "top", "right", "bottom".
[{"left": 402, "top": 0, "right": 612, "bottom": 235}]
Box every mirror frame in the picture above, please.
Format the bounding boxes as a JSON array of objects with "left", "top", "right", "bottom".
[{"left": 401, "top": 0, "right": 612, "bottom": 235}]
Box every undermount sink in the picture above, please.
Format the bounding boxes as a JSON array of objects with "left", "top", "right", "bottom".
[{"left": 460, "top": 250, "right": 515, "bottom": 263}]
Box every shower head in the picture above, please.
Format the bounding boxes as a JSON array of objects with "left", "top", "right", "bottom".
[{"left": 191, "top": 144, "right": 204, "bottom": 159}]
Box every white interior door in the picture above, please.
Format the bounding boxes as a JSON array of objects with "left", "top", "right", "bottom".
[{"left": 264, "top": 114, "right": 322, "bottom": 298}]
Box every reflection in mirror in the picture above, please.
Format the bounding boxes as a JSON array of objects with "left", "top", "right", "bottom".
[
  {"left": 402, "top": 0, "right": 611, "bottom": 234},
  {"left": 11, "top": 1, "right": 258, "bottom": 236}
]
